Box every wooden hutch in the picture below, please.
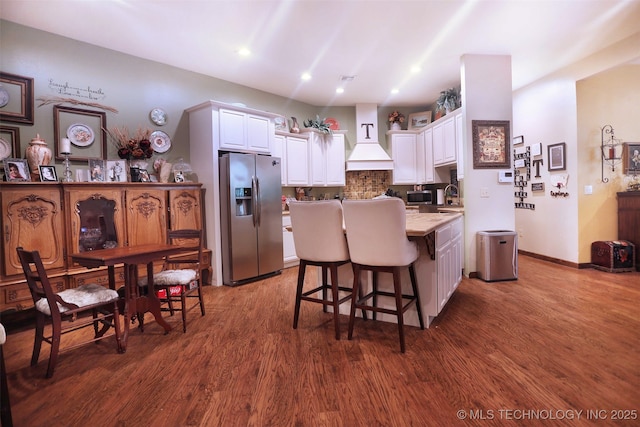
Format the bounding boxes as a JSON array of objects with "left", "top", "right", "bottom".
[{"left": 0, "top": 182, "right": 210, "bottom": 316}]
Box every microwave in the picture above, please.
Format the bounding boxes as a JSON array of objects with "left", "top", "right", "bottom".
[{"left": 407, "top": 190, "right": 433, "bottom": 205}]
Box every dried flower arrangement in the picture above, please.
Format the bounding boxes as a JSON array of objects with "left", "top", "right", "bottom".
[
  {"left": 104, "top": 126, "right": 154, "bottom": 160},
  {"left": 388, "top": 111, "right": 405, "bottom": 124}
]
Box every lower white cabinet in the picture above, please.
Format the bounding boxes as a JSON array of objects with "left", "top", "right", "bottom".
[
  {"left": 282, "top": 214, "right": 299, "bottom": 267},
  {"left": 436, "top": 215, "right": 463, "bottom": 311}
]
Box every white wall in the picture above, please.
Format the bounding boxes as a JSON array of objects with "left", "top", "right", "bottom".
[
  {"left": 460, "top": 54, "right": 515, "bottom": 274},
  {"left": 512, "top": 33, "right": 640, "bottom": 265}
]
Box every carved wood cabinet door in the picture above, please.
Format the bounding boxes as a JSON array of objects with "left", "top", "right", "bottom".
[
  {"left": 169, "top": 188, "right": 202, "bottom": 232},
  {"left": 126, "top": 189, "right": 167, "bottom": 246},
  {"left": 1, "top": 187, "right": 65, "bottom": 277},
  {"left": 65, "top": 188, "right": 126, "bottom": 262}
]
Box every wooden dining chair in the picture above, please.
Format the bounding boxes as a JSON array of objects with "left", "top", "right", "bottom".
[
  {"left": 138, "top": 229, "right": 205, "bottom": 332},
  {"left": 16, "top": 247, "right": 123, "bottom": 378}
]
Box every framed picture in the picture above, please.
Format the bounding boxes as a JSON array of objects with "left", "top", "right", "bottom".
[
  {"left": 88, "top": 159, "right": 106, "bottom": 182},
  {"left": 623, "top": 143, "right": 640, "bottom": 174},
  {"left": 0, "top": 125, "right": 21, "bottom": 159},
  {"left": 39, "top": 165, "right": 58, "bottom": 182},
  {"left": 472, "top": 120, "right": 511, "bottom": 169},
  {"left": 0, "top": 72, "right": 34, "bottom": 125},
  {"left": 274, "top": 116, "right": 288, "bottom": 131},
  {"left": 513, "top": 135, "right": 524, "bottom": 146},
  {"left": 531, "top": 142, "right": 542, "bottom": 157},
  {"left": 3, "top": 158, "right": 30, "bottom": 181},
  {"left": 139, "top": 169, "right": 151, "bottom": 182},
  {"left": 408, "top": 111, "right": 432, "bottom": 130},
  {"left": 106, "top": 160, "right": 128, "bottom": 182},
  {"left": 54, "top": 105, "right": 107, "bottom": 162},
  {"left": 547, "top": 142, "right": 566, "bottom": 171}
]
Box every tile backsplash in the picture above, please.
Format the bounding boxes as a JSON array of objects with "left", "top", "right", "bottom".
[{"left": 343, "top": 170, "right": 392, "bottom": 199}]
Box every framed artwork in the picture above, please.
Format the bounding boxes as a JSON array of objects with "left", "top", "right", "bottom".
[
  {"left": 472, "top": 120, "right": 511, "bottom": 169},
  {"left": 53, "top": 105, "right": 107, "bottom": 162},
  {"left": 513, "top": 135, "right": 524, "bottom": 146},
  {"left": 106, "top": 160, "right": 127, "bottom": 182},
  {"left": 88, "top": 159, "right": 106, "bottom": 182},
  {"left": 39, "top": 165, "right": 58, "bottom": 182},
  {"left": 0, "top": 72, "right": 34, "bottom": 125},
  {"left": 623, "top": 143, "right": 640, "bottom": 174},
  {"left": 3, "top": 158, "right": 30, "bottom": 181},
  {"left": 0, "top": 125, "right": 21, "bottom": 159},
  {"left": 531, "top": 142, "right": 542, "bottom": 157},
  {"left": 408, "top": 111, "right": 432, "bottom": 130},
  {"left": 547, "top": 142, "right": 566, "bottom": 171},
  {"left": 274, "top": 116, "right": 288, "bottom": 131}
]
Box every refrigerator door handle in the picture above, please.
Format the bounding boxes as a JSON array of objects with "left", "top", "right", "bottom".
[{"left": 253, "top": 175, "right": 261, "bottom": 226}]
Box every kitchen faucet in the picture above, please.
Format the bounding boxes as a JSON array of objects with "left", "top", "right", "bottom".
[{"left": 444, "top": 184, "right": 460, "bottom": 205}]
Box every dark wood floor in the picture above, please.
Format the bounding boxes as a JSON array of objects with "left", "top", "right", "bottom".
[{"left": 2, "top": 255, "right": 639, "bottom": 426}]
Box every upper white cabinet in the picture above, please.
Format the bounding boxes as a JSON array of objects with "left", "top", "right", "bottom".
[
  {"left": 455, "top": 112, "right": 464, "bottom": 180},
  {"left": 273, "top": 132, "right": 311, "bottom": 186},
  {"left": 423, "top": 128, "right": 435, "bottom": 183},
  {"left": 388, "top": 131, "right": 418, "bottom": 185},
  {"left": 306, "top": 130, "right": 346, "bottom": 187},
  {"left": 219, "top": 108, "right": 272, "bottom": 153},
  {"left": 433, "top": 111, "right": 458, "bottom": 166}
]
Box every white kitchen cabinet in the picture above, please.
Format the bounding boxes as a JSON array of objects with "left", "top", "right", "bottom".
[
  {"left": 274, "top": 132, "right": 311, "bottom": 186},
  {"left": 219, "top": 108, "right": 272, "bottom": 153},
  {"left": 435, "top": 215, "right": 463, "bottom": 312},
  {"left": 423, "top": 128, "right": 435, "bottom": 183},
  {"left": 455, "top": 112, "right": 464, "bottom": 180},
  {"left": 388, "top": 131, "right": 418, "bottom": 184},
  {"left": 433, "top": 114, "right": 457, "bottom": 166},
  {"left": 415, "top": 130, "right": 426, "bottom": 184},
  {"left": 282, "top": 214, "right": 299, "bottom": 268},
  {"left": 306, "top": 130, "right": 346, "bottom": 187}
]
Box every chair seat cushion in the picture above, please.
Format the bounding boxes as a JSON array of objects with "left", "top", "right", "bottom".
[
  {"left": 35, "top": 283, "right": 119, "bottom": 316},
  {"left": 138, "top": 269, "right": 197, "bottom": 287}
]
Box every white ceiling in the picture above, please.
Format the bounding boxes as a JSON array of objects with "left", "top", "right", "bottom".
[{"left": 2, "top": 0, "right": 640, "bottom": 107}]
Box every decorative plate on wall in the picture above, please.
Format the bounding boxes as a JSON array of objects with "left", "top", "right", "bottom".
[
  {"left": 67, "top": 123, "right": 94, "bottom": 146},
  {"left": 325, "top": 118, "right": 340, "bottom": 130},
  {"left": 0, "top": 137, "right": 11, "bottom": 160},
  {"left": 150, "top": 130, "right": 171, "bottom": 153}
]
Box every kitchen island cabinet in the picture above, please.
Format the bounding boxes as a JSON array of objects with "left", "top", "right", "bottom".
[{"left": 320, "top": 212, "right": 464, "bottom": 328}]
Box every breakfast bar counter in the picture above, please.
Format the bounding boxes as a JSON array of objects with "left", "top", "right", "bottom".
[{"left": 324, "top": 212, "right": 464, "bottom": 328}]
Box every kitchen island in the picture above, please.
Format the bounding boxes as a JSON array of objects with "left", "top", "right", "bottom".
[{"left": 322, "top": 211, "right": 464, "bottom": 328}]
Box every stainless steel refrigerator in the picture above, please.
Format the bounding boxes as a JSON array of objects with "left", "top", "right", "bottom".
[{"left": 219, "top": 152, "right": 283, "bottom": 286}]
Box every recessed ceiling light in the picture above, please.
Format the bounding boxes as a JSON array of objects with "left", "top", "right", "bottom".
[
  {"left": 391, "top": 88, "right": 399, "bottom": 94},
  {"left": 301, "top": 72, "right": 312, "bottom": 81},
  {"left": 336, "top": 87, "right": 344, "bottom": 94},
  {"left": 237, "top": 48, "right": 251, "bottom": 56},
  {"left": 411, "top": 65, "right": 421, "bottom": 73}
]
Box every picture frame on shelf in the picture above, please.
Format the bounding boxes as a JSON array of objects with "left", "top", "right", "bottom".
[
  {"left": 54, "top": 105, "right": 107, "bottom": 162},
  {"left": 472, "top": 120, "right": 511, "bottom": 169},
  {"left": 0, "top": 126, "right": 21, "bottom": 159},
  {"left": 39, "top": 165, "right": 58, "bottom": 182},
  {"left": 622, "top": 143, "right": 640, "bottom": 174},
  {"left": 0, "top": 72, "right": 34, "bottom": 125},
  {"left": 547, "top": 142, "right": 566, "bottom": 171},
  {"left": 106, "top": 160, "right": 127, "bottom": 182},
  {"left": 274, "top": 116, "right": 288, "bottom": 131},
  {"left": 513, "top": 135, "right": 524, "bottom": 146},
  {"left": 88, "top": 159, "right": 106, "bottom": 182},
  {"left": 3, "top": 158, "right": 30, "bottom": 182},
  {"left": 408, "top": 111, "right": 432, "bottom": 130}
]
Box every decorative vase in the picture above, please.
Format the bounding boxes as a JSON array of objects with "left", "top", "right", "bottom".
[
  {"left": 26, "top": 134, "right": 52, "bottom": 178},
  {"left": 290, "top": 117, "right": 300, "bottom": 133},
  {"left": 390, "top": 122, "right": 401, "bottom": 131}
]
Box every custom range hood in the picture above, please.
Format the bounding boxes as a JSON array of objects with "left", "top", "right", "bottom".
[{"left": 345, "top": 103, "right": 394, "bottom": 171}]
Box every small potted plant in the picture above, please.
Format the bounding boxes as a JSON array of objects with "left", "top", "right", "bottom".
[
  {"left": 436, "top": 87, "right": 460, "bottom": 115},
  {"left": 303, "top": 115, "right": 332, "bottom": 135}
]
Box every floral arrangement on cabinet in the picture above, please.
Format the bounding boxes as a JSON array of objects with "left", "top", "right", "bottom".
[
  {"left": 104, "top": 126, "right": 154, "bottom": 160},
  {"left": 388, "top": 111, "right": 405, "bottom": 130}
]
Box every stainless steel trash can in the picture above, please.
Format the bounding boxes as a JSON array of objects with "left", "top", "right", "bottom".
[{"left": 477, "top": 230, "right": 518, "bottom": 281}]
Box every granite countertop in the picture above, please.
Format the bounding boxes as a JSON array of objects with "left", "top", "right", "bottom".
[
  {"left": 437, "top": 206, "right": 465, "bottom": 213},
  {"left": 405, "top": 212, "right": 463, "bottom": 237}
]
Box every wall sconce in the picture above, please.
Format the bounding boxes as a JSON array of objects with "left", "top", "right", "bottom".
[{"left": 601, "top": 124, "right": 622, "bottom": 183}]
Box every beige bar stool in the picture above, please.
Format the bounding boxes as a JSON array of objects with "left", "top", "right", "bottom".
[
  {"left": 289, "top": 200, "right": 354, "bottom": 340},
  {"left": 342, "top": 198, "right": 424, "bottom": 353}
]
